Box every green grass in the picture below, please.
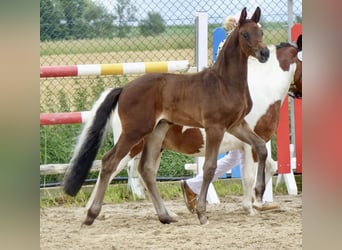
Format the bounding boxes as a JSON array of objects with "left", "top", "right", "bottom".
[
  {"left": 40, "top": 23, "right": 288, "bottom": 56},
  {"left": 40, "top": 32, "right": 194, "bottom": 56},
  {"left": 40, "top": 176, "right": 301, "bottom": 208}
]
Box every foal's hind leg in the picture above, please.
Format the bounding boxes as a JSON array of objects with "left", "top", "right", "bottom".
[
  {"left": 84, "top": 135, "right": 140, "bottom": 225},
  {"left": 138, "top": 122, "right": 176, "bottom": 224},
  {"left": 86, "top": 156, "right": 131, "bottom": 210}
]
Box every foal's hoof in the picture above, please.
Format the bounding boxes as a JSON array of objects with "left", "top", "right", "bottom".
[
  {"left": 159, "top": 215, "right": 178, "bottom": 224},
  {"left": 82, "top": 210, "right": 98, "bottom": 226},
  {"left": 82, "top": 215, "right": 96, "bottom": 226}
]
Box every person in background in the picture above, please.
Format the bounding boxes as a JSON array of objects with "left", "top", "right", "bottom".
[
  {"left": 217, "top": 15, "right": 237, "bottom": 55},
  {"left": 181, "top": 150, "right": 244, "bottom": 213}
]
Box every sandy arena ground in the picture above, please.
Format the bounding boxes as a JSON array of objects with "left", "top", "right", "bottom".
[{"left": 40, "top": 194, "right": 302, "bottom": 249}]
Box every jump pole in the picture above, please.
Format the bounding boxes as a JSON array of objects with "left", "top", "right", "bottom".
[
  {"left": 40, "top": 111, "right": 90, "bottom": 125},
  {"left": 40, "top": 60, "right": 189, "bottom": 197},
  {"left": 40, "top": 60, "right": 189, "bottom": 78}
]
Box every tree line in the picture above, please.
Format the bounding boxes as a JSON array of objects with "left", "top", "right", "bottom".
[{"left": 40, "top": 0, "right": 166, "bottom": 41}]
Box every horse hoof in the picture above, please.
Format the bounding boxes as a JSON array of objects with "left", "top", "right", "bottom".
[
  {"left": 254, "top": 202, "right": 279, "bottom": 211},
  {"left": 82, "top": 210, "right": 99, "bottom": 226},
  {"left": 198, "top": 214, "right": 207, "bottom": 225},
  {"left": 159, "top": 215, "right": 178, "bottom": 224},
  {"left": 82, "top": 216, "right": 95, "bottom": 226},
  {"left": 252, "top": 200, "right": 263, "bottom": 211},
  {"left": 248, "top": 208, "right": 257, "bottom": 216}
]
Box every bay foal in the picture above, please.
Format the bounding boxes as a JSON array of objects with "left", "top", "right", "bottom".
[{"left": 63, "top": 7, "right": 269, "bottom": 225}]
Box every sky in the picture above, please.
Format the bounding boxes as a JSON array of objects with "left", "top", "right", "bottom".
[{"left": 94, "top": 0, "right": 302, "bottom": 25}]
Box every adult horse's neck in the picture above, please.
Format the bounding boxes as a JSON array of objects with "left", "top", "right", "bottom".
[{"left": 212, "top": 28, "right": 248, "bottom": 89}]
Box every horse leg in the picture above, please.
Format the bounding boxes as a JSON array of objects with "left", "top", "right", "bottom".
[
  {"left": 84, "top": 135, "right": 140, "bottom": 225},
  {"left": 229, "top": 120, "right": 267, "bottom": 208},
  {"left": 86, "top": 155, "right": 131, "bottom": 210},
  {"left": 239, "top": 147, "right": 258, "bottom": 215},
  {"left": 138, "top": 121, "right": 176, "bottom": 224},
  {"left": 253, "top": 156, "right": 277, "bottom": 208},
  {"left": 265, "top": 156, "right": 277, "bottom": 186},
  {"left": 196, "top": 126, "right": 225, "bottom": 225},
  {"left": 241, "top": 150, "right": 277, "bottom": 213}
]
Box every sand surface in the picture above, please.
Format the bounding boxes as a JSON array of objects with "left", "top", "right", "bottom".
[{"left": 40, "top": 194, "right": 302, "bottom": 249}]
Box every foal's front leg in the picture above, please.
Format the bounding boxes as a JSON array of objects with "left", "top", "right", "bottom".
[{"left": 196, "top": 126, "right": 224, "bottom": 225}]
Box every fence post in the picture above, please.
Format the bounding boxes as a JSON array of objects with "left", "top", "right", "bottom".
[
  {"left": 195, "top": 12, "right": 208, "bottom": 71},
  {"left": 194, "top": 11, "right": 219, "bottom": 204}
]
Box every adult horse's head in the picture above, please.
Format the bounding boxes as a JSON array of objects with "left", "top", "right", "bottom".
[
  {"left": 238, "top": 7, "right": 269, "bottom": 63},
  {"left": 288, "top": 34, "right": 302, "bottom": 98}
]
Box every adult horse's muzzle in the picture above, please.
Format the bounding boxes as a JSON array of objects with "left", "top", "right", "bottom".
[{"left": 256, "top": 47, "right": 270, "bottom": 63}]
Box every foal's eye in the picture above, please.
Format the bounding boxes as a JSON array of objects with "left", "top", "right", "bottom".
[{"left": 241, "top": 32, "right": 249, "bottom": 40}]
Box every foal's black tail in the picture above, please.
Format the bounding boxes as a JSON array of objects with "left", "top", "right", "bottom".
[{"left": 63, "top": 87, "right": 123, "bottom": 196}]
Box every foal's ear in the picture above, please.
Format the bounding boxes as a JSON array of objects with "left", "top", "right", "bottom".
[
  {"left": 296, "top": 34, "right": 302, "bottom": 51},
  {"left": 239, "top": 7, "right": 248, "bottom": 25},
  {"left": 250, "top": 7, "right": 261, "bottom": 23}
]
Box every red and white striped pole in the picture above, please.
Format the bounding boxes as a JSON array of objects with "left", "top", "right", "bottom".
[
  {"left": 40, "top": 60, "right": 189, "bottom": 78},
  {"left": 40, "top": 111, "right": 90, "bottom": 125}
]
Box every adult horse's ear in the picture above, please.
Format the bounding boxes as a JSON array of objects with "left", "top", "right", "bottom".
[
  {"left": 297, "top": 34, "right": 302, "bottom": 51},
  {"left": 239, "top": 7, "right": 247, "bottom": 25},
  {"left": 250, "top": 7, "right": 261, "bottom": 23}
]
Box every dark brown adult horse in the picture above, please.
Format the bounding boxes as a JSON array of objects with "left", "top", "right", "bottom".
[{"left": 63, "top": 7, "right": 270, "bottom": 225}]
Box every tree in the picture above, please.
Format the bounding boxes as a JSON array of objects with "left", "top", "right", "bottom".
[
  {"left": 40, "top": 0, "right": 115, "bottom": 41},
  {"left": 113, "top": 0, "right": 137, "bottom": 38},
  {"left": 83, "top": 1, "right": 115, "bottom": 39},
  {"left": 139, "top": 12, "right": 166, "bottom": 37},
  {"left": 295, "top": 15, "right": 302, "bottom": 23},
  {"left": 40, "top": 0, "right": 67, "bottom": 41},
  {"left": 59, "top": 0, "right": 88, "bottom": 39}
]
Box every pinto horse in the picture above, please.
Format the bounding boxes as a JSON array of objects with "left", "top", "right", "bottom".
[
  {"left": 63, "top": 7, "right": 270, "bottom": 225},
  {"left": 86, "top": 35, "right": 302, "bottom": 218},
  {"left": 289, "top": 34, "right": 302, "bottom": 98}
]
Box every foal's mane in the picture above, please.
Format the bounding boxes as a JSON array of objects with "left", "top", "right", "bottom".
[
  {"left": 210, "top": 21, "right": 241, "bottom": 75},
  {"left": 276, "top": 42, "right": 296, "bottom": 49}
]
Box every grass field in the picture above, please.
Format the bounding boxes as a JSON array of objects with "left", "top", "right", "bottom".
[
  {"left": 40, "top": 23, "right": 288, "bottom": 59},
  {"left": 40, "top": 175, "right": 302, "bottom": 208}
]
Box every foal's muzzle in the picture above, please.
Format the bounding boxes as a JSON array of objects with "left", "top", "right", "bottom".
[{"left": 256, "top": 47, "right": 270, "bottom": 63}]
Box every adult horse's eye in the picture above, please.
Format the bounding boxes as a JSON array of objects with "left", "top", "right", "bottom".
[{"left": 241, "top": 32, "right": 249, "bottom": 40}]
